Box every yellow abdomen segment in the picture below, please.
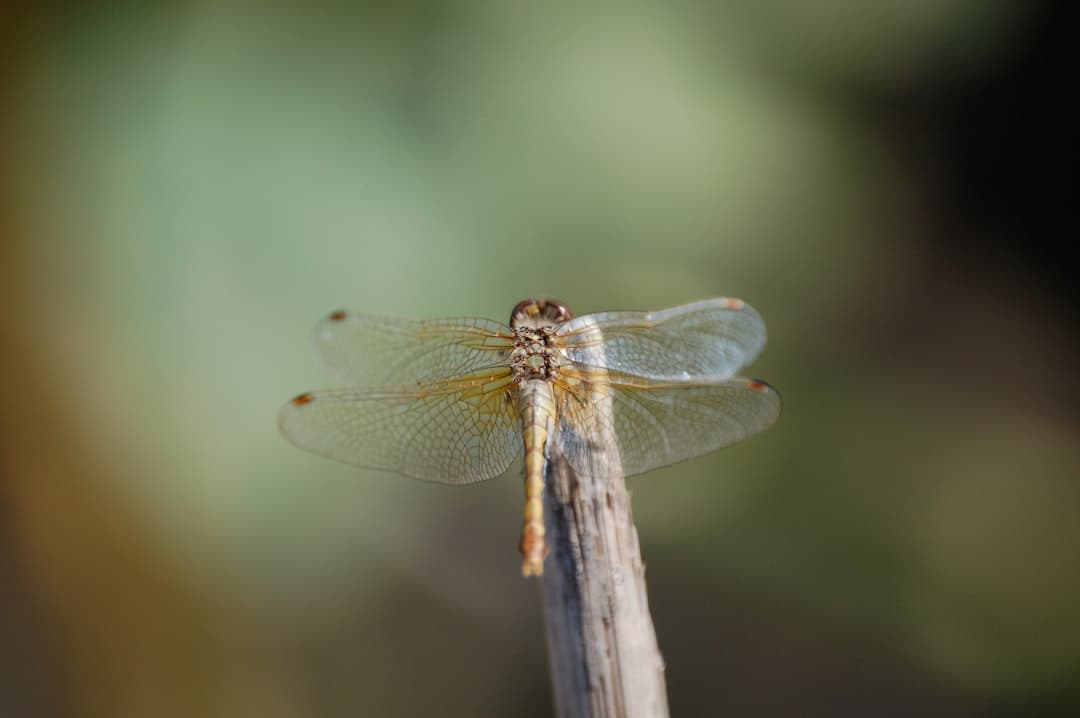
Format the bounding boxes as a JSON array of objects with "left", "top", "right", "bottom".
[{"left": 518, "top": 380, "right": 557, "bottom": 577}]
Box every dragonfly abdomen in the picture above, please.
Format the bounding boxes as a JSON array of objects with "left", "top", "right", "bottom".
[{"left": 518, "top": 379, "right": 557, "bottom": 576}]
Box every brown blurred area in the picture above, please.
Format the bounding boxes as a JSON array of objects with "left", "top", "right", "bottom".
[
  {"left": 3, "top": 8, "right": 205, "bottom": 717},
  {"left": 2, "top": 2, "right": 1077, "bottom": 717}
]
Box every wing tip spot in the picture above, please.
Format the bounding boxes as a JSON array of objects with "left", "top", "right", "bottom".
[
  {"left": 747, "top": 378, "right": 769, "bottom": 393},
  {"left": 722, "top": 297, "right": 745, "bottom": 310},
  {"left": 328, "top": 310, "right": 347, "bottom": 322},
  {"left": 291, "top": 392, "right": 316, "bottom": 406}
]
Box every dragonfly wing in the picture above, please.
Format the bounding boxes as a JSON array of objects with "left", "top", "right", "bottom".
[
  {"left": 279, "top": 369, "right": 521, "bottom": 484},
  {"left": 554, "top": 373, "right": 781, "bottom": 478},
  {"left": 313, "top": 311, "right": 515, "bottom": 386},
  {"left": 554, "top": 298, "right": 766, "bottom": 381}
]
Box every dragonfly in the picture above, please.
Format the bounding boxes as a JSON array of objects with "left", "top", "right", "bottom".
[{"left": 279, "top": 298, "right": 781, "bottom": 577}]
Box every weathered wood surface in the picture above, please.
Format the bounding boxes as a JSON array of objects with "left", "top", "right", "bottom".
[{"left": 540, "top": 448, "right": 670, "bottom": 718}]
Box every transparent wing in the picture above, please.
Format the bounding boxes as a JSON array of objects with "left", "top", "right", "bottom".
[
  {"left": 554, "top": 298, "right": 766, "bottom": 381},
  {"left": 554, "top": 371, "right": 781, "bottom": 477},
  {"left": 278, "top": 369, "right": 521, "bottom": 484},
  {"left": 312, "top": 310, "right": 515, "bottom": 386}
]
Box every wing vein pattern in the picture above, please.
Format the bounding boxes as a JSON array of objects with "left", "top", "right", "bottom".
[
  {"left": 314, "top": 313, "right": 514, "bottom": 386},
  {"left": 556, "top": 298, "right": 766, "bottom": 381},
  {"left": 279, "top": 370, "right": 521, "bottom": 484},
  {"left": 555, "top": 374, "right": 780, "bottom": 478}
]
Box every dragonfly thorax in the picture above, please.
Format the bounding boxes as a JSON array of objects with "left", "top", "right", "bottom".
[
  {"left": 509, "top": 298, "right": 572, "bottom": 382},
  {"left": 510, "top": 326, "right": 561, "bottom": 381}
]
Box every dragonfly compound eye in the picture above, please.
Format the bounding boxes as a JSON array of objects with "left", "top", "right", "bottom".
[{"left": 510, "top": 298, "right": 575, "bottom": 327}]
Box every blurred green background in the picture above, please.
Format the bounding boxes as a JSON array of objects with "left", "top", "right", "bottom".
[{"left": 2, "top": 1, "right": 1077, "bottom": 716}]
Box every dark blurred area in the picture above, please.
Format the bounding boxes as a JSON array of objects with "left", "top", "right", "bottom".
[
  {"left": 923, "top": 0, "right": 1073, "bottom": 312},
  {"left": 2, "top": 2, "right": 1076, "bottom": 717}
]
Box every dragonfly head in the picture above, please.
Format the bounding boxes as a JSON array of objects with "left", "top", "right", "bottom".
[{"left": 510, "top": 298, "right": 574, "bottom": 329}]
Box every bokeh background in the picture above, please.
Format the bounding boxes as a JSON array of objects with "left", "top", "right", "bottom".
[{"left": 2, "top": 1, "right": 1076, "bottom": 716}]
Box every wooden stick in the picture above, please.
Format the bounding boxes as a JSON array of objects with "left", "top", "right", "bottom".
[{"left": 540, "top": 449, "right": 670, "bottom": 718}]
